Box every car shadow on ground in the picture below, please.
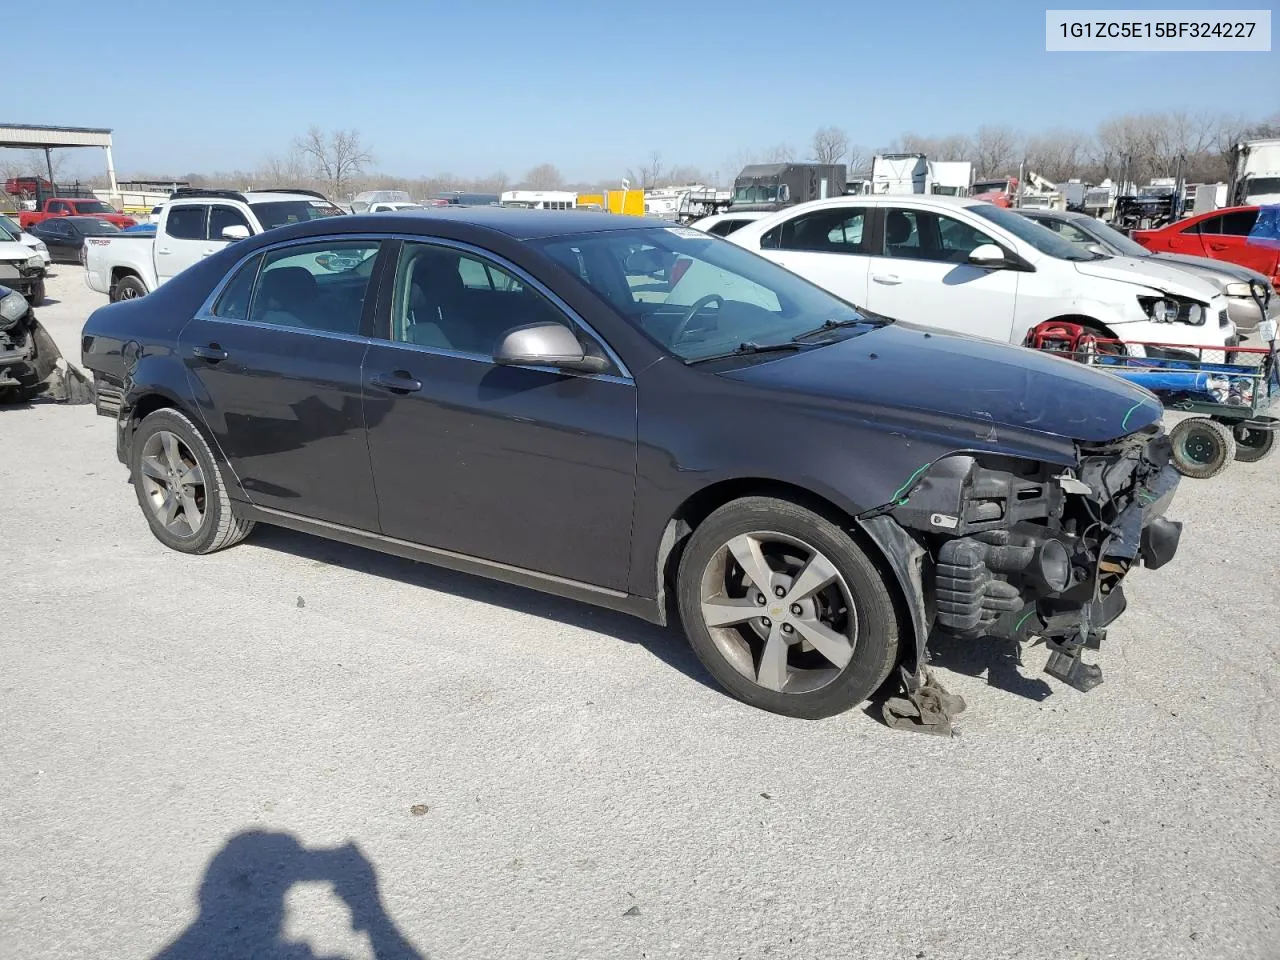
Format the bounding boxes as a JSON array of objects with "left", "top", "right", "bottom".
[
  {"left": 926, "top": 630, "right": 1054, "bottom": 701},
  {"left": 149, "top": 829, "right": 426, "bottom": 959},
  {"left": 247, "top": 525, "right": 719, "bottom": 694}
]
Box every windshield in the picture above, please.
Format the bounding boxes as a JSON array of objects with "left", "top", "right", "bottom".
[
  {"left": 971, "top": 180, "right": 1010, "bottom": 194},
  {"left": 1082, "top": 218, "right": 1151, "bottom": 257},
  {"left": 74, "top": 200, "right": 115, "bottom": 214},
  {"left": 1246, "top": 177, "right": 1280, "bottom": 198},
  {"left": 733, "top": 183, "right": 784, "bottom": 204},
  {"left": 0, "top": 216, "right": 19, "bottom": 240},
  {"left": 250, "top": 200, "right": 345, "bottom": 230},
  {"left": 533, "top": 226, "right": 877, "bottom": 362},
  {"left": 968, "top": 203, "right": 1098, "bottom": 261},
  {"left": 74, "top": 219, "right": 121, "bottom": 235}
]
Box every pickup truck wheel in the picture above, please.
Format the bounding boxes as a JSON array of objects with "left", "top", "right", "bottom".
[
  {"left": 112, "top": 276, "right": 148, "bottom": 302},
  {"left": 676, "top": 496, "right": 901, "bottom": 719},
  {"left": 28, "top": 278, "right": 46, "bottom": 306},
  {"left": 130, "top": 408, "right": 255, "bottom": 554}
]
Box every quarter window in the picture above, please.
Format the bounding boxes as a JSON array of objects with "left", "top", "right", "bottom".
[
  {"left": 247, "top": 240, "right": 381, "bottom": 335},
  {"left": 389, "top": 242, "right": 568, "bottom": 356},
  {"left": 166, "top": 205, "right": 206, "bottom": 240},
  {"left": 211, "top": 254, "right": 262, "bottom": 320}
]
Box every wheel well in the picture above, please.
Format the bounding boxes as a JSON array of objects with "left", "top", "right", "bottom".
[
  {"left": 130, "top": 393, "right": 177, "bottom": 426},
  {"left": 653, "top": 479, "right": 915, "bottom": 654},
  {"left": 110, "top": 267, "right": 143, "bottom": 290},
  {"left": 1044, "top": 314, "right": 1118, "bottom": 339}
]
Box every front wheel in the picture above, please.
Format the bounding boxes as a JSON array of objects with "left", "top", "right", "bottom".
[
  {"left": 676, "top": 496, "right": 901, "bottom": 719},
  {"left": 130, "top": 408, "right": 255, "bottom": 554},
  {"left": 1169, "top": 417, "right": 1236, "bottom": 479},
  {"left": 28, "top": 278, "right": 46, "bottom": 306}
]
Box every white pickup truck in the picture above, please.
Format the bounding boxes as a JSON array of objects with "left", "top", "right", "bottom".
[{"left": 85, "top": 188, "right": 345, "bottom": 301}]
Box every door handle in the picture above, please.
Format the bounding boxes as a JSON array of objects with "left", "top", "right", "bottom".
[
  {"left": 368, "top": 371, "right": 423, "bottom": 394},
  {"left": 1208, "top": 243, "right": 1228, "bottom": 251},
  {"left": 157, "top": 249, "right": 172, "bottom": 255},
  {"left": 871, "top": 273, "right": 902, "bottom": 285},
  {"left": 192, "top": 343, "right": 228, "bottom": 363}
]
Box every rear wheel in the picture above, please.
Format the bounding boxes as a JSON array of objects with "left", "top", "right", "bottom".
[
  {"left": 112, "top": 275, "right": 148, "bottom": 302},
  {"left": 1169, "top": 417, "right": 1236, "bottom": 479},
  {"left": 1232, "top": 423, "right": 1276, "bottom": 463},
  {"left": 676, "top": 496, "right": 901, "bottom": 719},
  {"left": 28, "top": 278, "right": 46, "bottom": 306},
  {"left": 130, "top": 408, "right": 254, "bottom": 554}
]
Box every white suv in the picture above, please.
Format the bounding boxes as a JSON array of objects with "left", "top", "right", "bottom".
[{"left": 725, "top": 194, "right": 1237, "bottom": 352}]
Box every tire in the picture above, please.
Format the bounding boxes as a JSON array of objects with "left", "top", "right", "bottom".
[
  {"left": 129, "top": 407, "right": 254, "bottom": 554},
  {"left": 1169, "top": 417, "right": 1236, "bottom": 479},
  {"left": 676, "top": 496, "right": 902, "bottom": 719},
  {"left": 1232, "top": 423, "right": 1276, "bottom": 463},
  {"left": 112, "top": 275, "right": 148, "bottom": 302},
  {"left": 28, "top": 278, "right": 46, "bottom": 306}
]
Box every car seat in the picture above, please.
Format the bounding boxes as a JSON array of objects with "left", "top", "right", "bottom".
[
  {"left": 253, "top": 266, "right": 317, "bottom": 328},
  {"left": 884, "top": 210, "right": 917, "bottom": 258}
]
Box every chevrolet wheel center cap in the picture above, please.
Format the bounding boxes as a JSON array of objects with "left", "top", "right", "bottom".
[{"left": 770, "top": 606, "right": 783, "bottom": 617}]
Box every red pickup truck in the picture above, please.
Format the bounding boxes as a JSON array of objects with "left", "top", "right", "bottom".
[{"left": 17, "top": 198, "right": 137, "bottom": 231}]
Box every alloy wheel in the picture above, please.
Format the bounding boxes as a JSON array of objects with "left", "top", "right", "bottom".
[
  {"left": 697, "top": 531, "right": 857, "bottom": 694},
  {"left": 138, "top": 430, "right": 206, "bottom": 537}
]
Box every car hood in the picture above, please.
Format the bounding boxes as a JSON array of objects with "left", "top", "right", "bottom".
[
  {"left": 1151, "top": 252, "right": 1271, "bottom": 286},
  {"left": 0, "top": 240, "right": 34, "bottom": 261},
  {"left": 1072, "top": 256, "right": 1221, "bottom": 301},
  {"left": 721, "top": 323, "right": 1162, "bottom": 446}
]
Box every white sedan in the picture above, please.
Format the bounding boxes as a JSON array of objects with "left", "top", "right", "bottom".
[
  {"left": 687, "top": 210, "right": 769, "bottom": 237},
  {"left": 723, "top": 194, "right": 1238, "bottom": 352},
  {"left": 0, "top": 215, "right": 50, "bottom": 266}
]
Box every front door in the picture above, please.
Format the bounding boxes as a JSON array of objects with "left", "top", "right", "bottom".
[
  {"left": 362, "top": 240, "right": 639, "bottom": 590},
  {"left": 758, "top": 204, "right": 873, "bottom": 310},
  {"left": 864, "top": 206, "right": 1018, "bottom": 342},
  {"left": 1195, "top": 209, "right": 1274, "bottom": 276},
  {"left": 179, "top": 238, "right": 386, "bottom": 530}
]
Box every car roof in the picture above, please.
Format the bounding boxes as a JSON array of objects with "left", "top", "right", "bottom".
[
  {"left": 335, "top": 207, "right": 656, "bottom": 240},
  {"left": 240, "top": 191, "right": 332, "bottom": 203},
  {"left": 62, "top": 215, "right": 116, "bottom": 224}
]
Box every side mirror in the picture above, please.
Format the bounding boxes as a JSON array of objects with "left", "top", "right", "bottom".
[
  {"left": 967, "top": 243, "right": 1006, "bottom": 267},
  {"left": 1084, "top": 243, "right": 1108, "bottom": 257},
  {"left": 221, "top": 224, "right": 250, "bottom": 241},
  {"left": 493, "top": 322, "right": 609, "bottom": 373}
]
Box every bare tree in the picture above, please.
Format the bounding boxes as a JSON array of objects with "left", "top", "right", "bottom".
[
  {"left": 626, "top": 150, "right": 666, "bottom": 190},
  {"left": 845, "top": 144, "right": 870, "bottom": 174},
  {"left": 294, "top": 127, "right": 374, "bottom": 198},
  {"left": 972, "top": 125, "right": 1021, "bottom": 178},
  {"left": 762, "top": 143, "right": 796, "bottom": 162},
  {"left": 811, "top": 127, "right": 850, "bottom": 165},
  {"left": 1023, "top": 129, "right": 1093, "bottom": 182},
  {"left": 522, "top": 163, "right": 564, "bottom": 189},
  {"left": 258, "top": 145, "right": 311, "bottom": 187}
]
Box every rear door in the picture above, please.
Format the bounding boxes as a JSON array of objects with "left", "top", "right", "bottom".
[
  {"left": 35, "top": 219, "right": 77, "bottom": 261},
  {"left": 1195, "top": 209, "right": 1274, "bottom": 276},
  {"left": 179, "top": 237, "right": 385, "bottom": 530},
  {"left": 156, "top": 204, "right": 211, "bottom": 283},
  {"left": 757, "top": 204, "right": 873, "bottom": 308},
  {"left": 864, "top": 205, "right": 1017, "bottom": 341}
]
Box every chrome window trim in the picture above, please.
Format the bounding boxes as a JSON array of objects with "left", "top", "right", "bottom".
[{"left": 192, "top": 231, "right": 635, "bottom": 383}]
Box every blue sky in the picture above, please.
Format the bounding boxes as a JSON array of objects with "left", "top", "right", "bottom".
[{"left": 35, "top": 0, "right": 1279, "bottom": 183}]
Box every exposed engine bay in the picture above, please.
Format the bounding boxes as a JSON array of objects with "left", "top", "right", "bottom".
[
  {"left": 0, "top": 285, "right": 91, "bottom": 404},
  {"left": 879, "top": 422, "right": 1182, "bottom": 729}
]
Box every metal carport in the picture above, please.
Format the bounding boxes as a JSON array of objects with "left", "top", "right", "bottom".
[{"left": 0, "top": 123, "right": 118, "bottom": 198}]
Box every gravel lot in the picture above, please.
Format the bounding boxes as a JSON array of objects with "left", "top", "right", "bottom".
[{"left": 3, "top": 269, "right": 1279, "bottom": 960}]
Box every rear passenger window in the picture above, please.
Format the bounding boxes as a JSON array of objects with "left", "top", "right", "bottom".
[
  {"left": 776, "top": 208, "right": 868, "bottom": 253},
  {"left": 166, "top": 205, "right": 206, "bottom": 240},
  {"left": 1213, "top": 210, "right": 1259, "bottom": 236},
  {"left": 211, "top": 254, "right": 262, "bottom": 320},
  {"left": 389, "top": 242, "right": 566, "bottom": 356},
  {"left": 247, "top": 241, "right": 381, "bottom": 335}
]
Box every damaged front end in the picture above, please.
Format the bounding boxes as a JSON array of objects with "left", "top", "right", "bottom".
[
  {"left": 875, "top": 421, "right": 1182, "bottom": 730},
  {"left": 0, "top": 286, "right": 88, "bottom": 404}
]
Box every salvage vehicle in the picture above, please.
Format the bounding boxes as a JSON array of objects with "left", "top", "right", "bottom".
[
  {"left": 725, "top": 194, "right": 1238, "bottom": 355},
  {"left": 17, "top": 196, "right": 137, "bottom": 231},
  {"left": 0, "top": 285, "right": 61, "bottom": 401},
  {"left": 0, "top": 229, "right": 48, "bottom": 305},
  {"left": 0, "top": 214, "right": 51, "bottom": 266},
  {"left": 84, "top": 187, "right": 345, "bottom": 301},
  {"left": 1228, "top": 138, "right": 1280, "bottom": 206},
  {"left": 730, "top": 163, "right": 847, "bottom": 213},
  {"left": 1131, "top": 206, "right": 1280, "bottom": 295},
  {"left": 80, "top": 209, "right": 1185, "bottom": 730},
  {"left": 1020, "top": 208, "right": 1277, "bottom": 334},
  {"left": 27, "top": 216, "right": 122, "bottom": 266}
]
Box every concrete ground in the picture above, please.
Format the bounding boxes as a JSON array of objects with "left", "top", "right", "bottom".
[{"left": 2, "top": 269, "right": 1278, "bottom": 960}]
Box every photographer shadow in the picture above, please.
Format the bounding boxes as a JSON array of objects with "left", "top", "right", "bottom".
[{"left": 151, "top": 830, "right": 425, "bottom": 960}]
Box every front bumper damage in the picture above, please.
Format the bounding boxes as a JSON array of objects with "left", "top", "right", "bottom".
[{"left": 875, "top": 423, "right": 1182, "bottom": 733}]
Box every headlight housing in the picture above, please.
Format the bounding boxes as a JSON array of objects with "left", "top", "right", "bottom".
[
  {"left": 0, "top": 289, "right": 29, "bottom": 329},
  {"left": 1225, "top": 282, "right": 1251, "bottom": 297},
  {"left": 1138, "top": 295, "right": 1206, "bottom": 325},
  {"left": 25, "top": 255, "right": 43, "bottom": 269}
]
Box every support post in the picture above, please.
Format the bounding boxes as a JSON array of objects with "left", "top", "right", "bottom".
[
  {"left": 44, "top": 148, "right": 55, "bottom": 187},
  {"left": 104, "top": 145, "right": 119, "bottom": 202}
]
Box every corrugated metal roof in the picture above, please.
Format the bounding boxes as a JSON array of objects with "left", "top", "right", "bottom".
[{"left": 0, "top": 123, "right": 113, "bottom": 148}]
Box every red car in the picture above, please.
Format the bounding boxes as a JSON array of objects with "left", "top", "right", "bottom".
[
  {"left": 17, "top": 197, "right": 137, "bottom": 231},
  {"left": 1132, "top": 206, "right": 1280, "bottom": 291}
]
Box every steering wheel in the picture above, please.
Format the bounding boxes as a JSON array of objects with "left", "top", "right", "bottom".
[{"left": 670, "top": 294, "right": 724, "bottom": 343}]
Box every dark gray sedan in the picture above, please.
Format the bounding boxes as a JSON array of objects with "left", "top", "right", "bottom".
[
  {"left": 80, "top": 208, "right": 1184, "bottom": 727},
  {"left": 1020, "top": 208, "right": 1275, "bottom": 333}
]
